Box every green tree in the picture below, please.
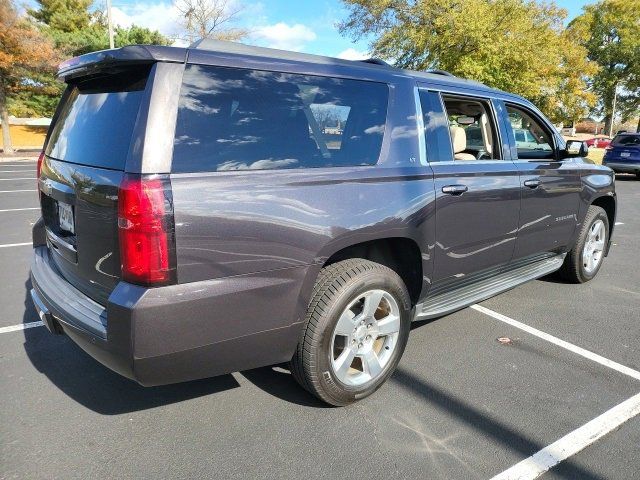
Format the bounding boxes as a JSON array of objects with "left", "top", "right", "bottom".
[
  {"left": 28, "top": 0, "right": 93, "bottom": 32},
  {"left": 569, "top": 0, "right": 640, "bottom": 134},
  {"left": 115, "top": 25, "right": 173, "bottom": 47},
  {"left": 1, "top": 0, "right": 58, "bottom": 152},
  {"left": 339, "top": 0, "right": 597, "bottom": 123}
]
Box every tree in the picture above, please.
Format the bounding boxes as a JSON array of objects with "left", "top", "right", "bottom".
[
  {"left": 174, "top": 0, "right": 247, "bottom": 42},
  {"left": 339, "top": 0, "right": 597, "bottom": 123},
  {"left": 115, "top": 25, "right": 173, "bottom": 47},
  {"left": 0, "top": 0, "right": 58, "bottom": 153},
  {"left": 28, "top": 0, "right": 93, "bottom": 32},
  {"left": 569, "top": 0, "right": 640, "bottom": 134}
]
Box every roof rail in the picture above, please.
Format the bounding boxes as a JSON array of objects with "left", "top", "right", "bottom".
[
  {"left": 426, "top": 69, "right": 456, "bottom": 77},
  {"left": 360, "top": 58, "right": 392, "bottom": 67}
]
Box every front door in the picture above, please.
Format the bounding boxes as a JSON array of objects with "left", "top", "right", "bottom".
[
  {"left": 419, "top": 90, "right": 521, "bottom": 294},
  {"left": 501, "top": 103, "right": 582, "bottom": 262}
]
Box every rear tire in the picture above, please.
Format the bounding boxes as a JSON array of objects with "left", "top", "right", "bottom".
[
  {"left": 290, "top": 259, "right": 411, "bottom": 406},
  {"left": 635, "top": 172, "right": 640, "bottom": 180},
  {"left": 558, "top": 205, "right": 609, "bottom": 283}
]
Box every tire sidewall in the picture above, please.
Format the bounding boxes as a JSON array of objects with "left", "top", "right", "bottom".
[
  {"left": 315, "top": 270, "right": 411, "bottom": 405},
  {"left": 576, "top": 209, "right": 609, "bottom": 282}
]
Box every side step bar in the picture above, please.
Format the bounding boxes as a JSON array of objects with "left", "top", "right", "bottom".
[{"left": 414, "top": 253, "right": 566, "bottom": 321}]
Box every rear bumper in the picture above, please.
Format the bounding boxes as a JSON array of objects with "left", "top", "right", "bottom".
[
  {"left": 603, "top": 162, "right": 640, "bottom": 173},
  {"left": 30, "top": 245, "right": 307, "bottom": 386}
]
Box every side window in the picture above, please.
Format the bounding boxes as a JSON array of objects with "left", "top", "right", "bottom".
[
  {"left": 172, "top": 65, "right": 389, "bottom": 173},
  {"left": 441, "top": 95, "right": 500, "bottom": 161},
  {"left": 506, "top": 105, "right": 555, "bottom": 160}
]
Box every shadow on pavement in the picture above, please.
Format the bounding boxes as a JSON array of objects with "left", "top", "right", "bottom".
[{"left": 390, "top": 367, "right": 606, "bottom": 480}]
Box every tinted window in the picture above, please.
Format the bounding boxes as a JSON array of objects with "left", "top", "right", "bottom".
[
  {"left": 172, "top": 65, "right": 389, "bottom": 172},
  {"left": 506, "top": 105, "right": 555, "bottom": 159},
  {"left": 612, "top": 134, "right": 640, "bottom": 146},
  {"left": 46, "top": 67, "right": 149, "bottom": 170}
]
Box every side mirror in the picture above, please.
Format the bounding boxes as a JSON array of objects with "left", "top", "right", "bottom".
[{"left": 565, "top": 140, "right": 588, "bottom": 158}]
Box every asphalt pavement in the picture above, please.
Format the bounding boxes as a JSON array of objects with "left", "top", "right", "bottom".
[{"left": 1, "top": 159, "right": 639, "bottom": 479}]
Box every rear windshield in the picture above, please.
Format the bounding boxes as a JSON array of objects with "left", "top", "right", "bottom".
[
  {"left": 172, "top": 65, "right": 389, "bottom": 173},
  {"left": 45, "top": 66, "right": 150, "bottom": 170},
  {"left": 612, "top": 134, "right": 640, "bottom": 147}
]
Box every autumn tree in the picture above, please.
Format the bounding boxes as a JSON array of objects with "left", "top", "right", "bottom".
[
  {"left": 174, "top": 0, "right": 248, "bottom": 42},
  {"left": 569, "top": 0, "right": 640, "bottom": 134},
  {"left": 0, "top": 0, "right": 58, "bottom": 153},
  {"left": 339, "top": 0, "right": 597, "bottom": 123}
]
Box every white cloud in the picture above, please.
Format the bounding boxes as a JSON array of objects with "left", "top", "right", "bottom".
[
  {"left": 110, "top": 2, "right": 182, "bottom": 38},
  {"left": 336, "top": 48, "right": 369, "bottom": 60},
  {"left": 252, "top": 22, "right": 316, "bottom": 51}
]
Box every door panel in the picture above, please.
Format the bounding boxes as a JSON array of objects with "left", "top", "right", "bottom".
[
  {"left": 431, "top": 162, "right": 521, "bottom": 284},
  {"left": 502, "top": 103, "right": 582, "bottom": 260},
  {"left": 419, "top": 90, "right": 521, "bottom": 290}
]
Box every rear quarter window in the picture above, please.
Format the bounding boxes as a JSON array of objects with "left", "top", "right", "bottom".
[
  {"left": 171, "top": 65, "right": 389, "bottom": 173},
  {"left": 45, "top": 66, "right": 150, "bottom": 170}
]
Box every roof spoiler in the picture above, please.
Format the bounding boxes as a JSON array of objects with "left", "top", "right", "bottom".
[{"left": 57, "top": 45, "right": 187, "bottom": 81}]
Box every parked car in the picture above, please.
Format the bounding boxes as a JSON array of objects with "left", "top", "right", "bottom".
[
  {"left": 603, "top": 132, "right": 640, "bottom": 179},
  {"left": 30, "top": 40, "right": 616, "bottom": 406},
  {"left": 585, "top": 137, "right": 612, "bottom": 148}
]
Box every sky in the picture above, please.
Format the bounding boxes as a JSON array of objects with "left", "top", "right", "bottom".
[{"left": 99, "top": 0, "right": 593, "bottom": 60}]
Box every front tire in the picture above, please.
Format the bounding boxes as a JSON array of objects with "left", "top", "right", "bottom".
[
  {"left": 558, "top": 205, "right": 609, "bottom": 283},
  {"left": 290, "top": 259, "right": 411, "bottom": 406}
]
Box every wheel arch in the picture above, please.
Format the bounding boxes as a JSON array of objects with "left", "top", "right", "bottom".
[
  {"left": 319, "top": 237, "right": 424, "bottom": 307},
  {"left": 591, "top": 195, "right": 616, "bottom": 253}
]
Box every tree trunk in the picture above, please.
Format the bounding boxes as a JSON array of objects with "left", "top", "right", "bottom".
[
  {"left": 0, "top": 80, "right": 14, "bottom": 155},
  {"left": 636, "top": 117, "right": 640, "bottom": 133}
]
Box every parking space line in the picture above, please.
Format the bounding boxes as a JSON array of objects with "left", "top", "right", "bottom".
[
  {"left": 0, "top": 242, "right": 32, "bottom": 248},
  {"left": 0, "top": 189, "right": 37, "bottom": 193},
  {"left": 615, "top": 222, "right": 624, "bottom": 226},
  {"left": 471, "top": 304, "right": 640, "bottom": 381},
  {"left": 0, "top": 170, "right": 35, "bottom": 173},
  {"left": 0, "top": 208, "right": 39, "bottom": 212},
  {"left": 0, "top": 178, "right": 36, "bottom": 181},
  {"left": 491, "top": 391, "right": 640, "bottom": 480},
  {"left": 0, "top": 321, "right": 44, "bottom": 334}
]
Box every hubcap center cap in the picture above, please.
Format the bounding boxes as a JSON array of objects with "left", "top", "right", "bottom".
[{"left": 354, "top": 325, "right": 369, "bottom": 342}]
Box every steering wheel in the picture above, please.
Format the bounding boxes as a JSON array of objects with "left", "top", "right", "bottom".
[{"left": 476, "top": 151, "right": 492, "bottom": 160}]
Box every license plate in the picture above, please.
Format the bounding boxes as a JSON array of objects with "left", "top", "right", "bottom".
[
  {"left": 58, "top": 201, "right": 75, "bottom": 234},
  {"left": 621, "top": 152, "right": 631, "bottom": 158}
]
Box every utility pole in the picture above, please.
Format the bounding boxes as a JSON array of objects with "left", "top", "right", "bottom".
[
  {"left": 106, "top": 0, "right": 115, "bottom": 49},
  {"left": 609, "top": 83, "right": 617, "bottom": 138}
]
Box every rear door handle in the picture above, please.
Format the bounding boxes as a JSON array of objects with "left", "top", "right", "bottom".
[
  {"left": 524, "top": 178, "right": 541, "bottom": 188},
  {"left": 442, "top": 184, "right": 468, "bottom": 195}
]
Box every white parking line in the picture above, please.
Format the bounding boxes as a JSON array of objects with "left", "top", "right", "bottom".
[
  {"left": 615, "top": 222, "right": 624, "bottom": 226},
  {"left": 491, "top": 391, "right": 640, "bottom": 480},
  {"left": 0, "top": 178, "right": 36, "bottom": 181},
  {"left": 0, "top": 169, "right": 35, "bottom": 172},
  {"left": 471, "top": 304, "right": 640, "bottom": 381},
  {"left": 0, "top": 321, "right": 44, "bottom": 334},
  {"left": 0, "top": 208, "right": 39, "bottom": 213},
  {"left": 0, "top": 242, "right": 32, "bottom": 248},
  {"left": 0, "top": 189, "right": 37, "bottom": 193}
]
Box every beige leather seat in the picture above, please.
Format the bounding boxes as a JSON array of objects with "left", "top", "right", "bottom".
[{"left": 449, "top": 126, "right": 476, "bottom": 160}]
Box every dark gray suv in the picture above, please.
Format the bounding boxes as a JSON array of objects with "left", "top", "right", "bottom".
[{"left": 30, "top": 40, "right": 616, "bottom": 406}]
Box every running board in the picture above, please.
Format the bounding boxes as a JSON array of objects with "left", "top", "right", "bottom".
[{"left": 414, "top": 253, "right": 566, "bottom": 321}]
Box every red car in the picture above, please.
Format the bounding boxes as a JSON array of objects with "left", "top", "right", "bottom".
[{"left": 586, "top": 137, "right": 612, "bottom": 148}]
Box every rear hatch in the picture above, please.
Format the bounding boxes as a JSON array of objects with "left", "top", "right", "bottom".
[
  {"left": 39, "top": 65, "right": 151, "bottom": 305},
  {"left": 606, "top": 134, "right": 640, "bottom": 162}
]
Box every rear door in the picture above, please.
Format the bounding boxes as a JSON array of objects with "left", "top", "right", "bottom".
[
  {"left": 501, "top": 102, "right": 582, "bottom": 262},
  {"left": 419, "top": 89, "right": 521, "bottom": 293},
  {"left": 39, "top": 65, "right": 152, "bottom": 305}
]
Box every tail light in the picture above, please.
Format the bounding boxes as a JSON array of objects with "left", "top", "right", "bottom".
[
  {"left": 117, "top": 174, "right": 176, "bottom": 286},
  {"left": 36, "top": 151, "right": 45, "bottom": 186}
]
